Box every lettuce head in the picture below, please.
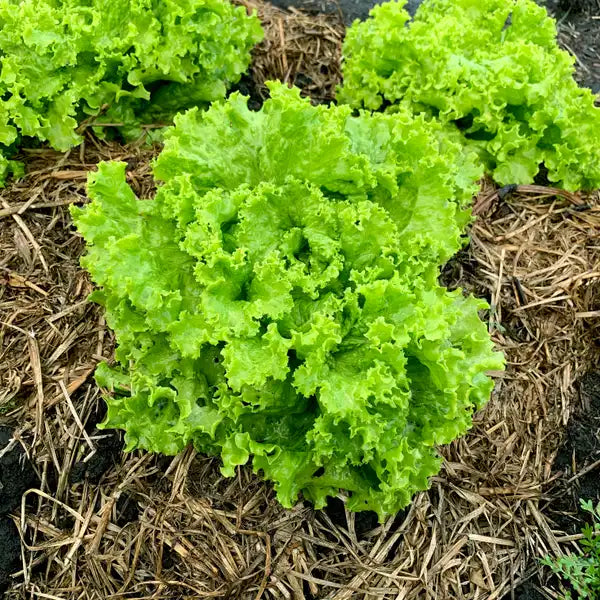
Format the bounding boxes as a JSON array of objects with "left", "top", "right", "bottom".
[
  {"left": 339, "top": 0, "right": 600, "bottom": 191},
  {"left": 72, "top": 83, "right": 504, "bottom": 519},
  {"left": 0, "top": 0, "right": 263, "bottom": 184}
]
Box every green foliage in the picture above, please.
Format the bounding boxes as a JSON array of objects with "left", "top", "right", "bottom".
[
  {"left": 0, "top": 0, "right": 262, "bottom": 185},
  {"left": 0, "top": 155, "right": 24, "bottom": 185},
  {"left": 72, "top": 83, "right": 504, "bottom": 519},
  {"left": 542, "top": 499, "right": 600, "bottom": 599},
  {"left": 339, "top": 0, "right": 600, "bottom": 191}
]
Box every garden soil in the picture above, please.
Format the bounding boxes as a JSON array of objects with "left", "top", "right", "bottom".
[
  {"left": 0, "top": 517, "right": 20, "bottom": 596},
  {"left": 267, "top": 0, "right": 424, "bottom": 25},
  {"left": 1, "top": 1, "right": 600, "bottom": 599},
  {"left": 0, "top": 427, "right": 38, "bottom": 595},
  {"left": 542, "top": 0, "right": 600, "bottom": 93},
  {"left": 504, "top": 372, "right": 600, "bottom": 600},
  {"left": 553, "top": 372, "right": 600, "bottom": 511}
]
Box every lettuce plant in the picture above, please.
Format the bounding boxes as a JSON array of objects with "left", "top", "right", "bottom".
[
  {"left": 0, "top": 0, "right": 263, "bottom": 185},
  {"left": 339, "top": 0, "right": 600, "bottom": 191},
  {"left": 72, "top": 83, "right": 504, "bottom": 518}
]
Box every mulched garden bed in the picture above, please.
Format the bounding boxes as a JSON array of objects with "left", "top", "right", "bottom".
[{"left": 1, "top": 1, "right": 599, "bottom": 599}]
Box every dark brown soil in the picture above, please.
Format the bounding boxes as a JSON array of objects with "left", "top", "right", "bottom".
[
  {"left": 228, "top": 71, "right": 266, "bottom": 110},
  {"left": 0, "top": 427, "right": 38, "bottom": 515},
  {"left": 68, "top": 428, "right": 123, "bottom": 484},
  {"left": 552, "top": 372, "right": 600, "bottom": 524},
  {"left": 0, "top": 429, "right": 38, "bottom": 596},
  {"left": 267, "top": 0, "right": 423, "bottom": 25},
  {"left": 507, "top": 581, "right": 548, "bottom": 600},
  {"left": 324, "top": 496, "right": 380, "bottom": 539},
  {"left": 540, "top": 0, "right": 600, "bottom": 93},
  {"left": 114, "top": 493, "right": 140, "bottom": 526},
  {"left": 67, "top": 402, "right": 123, "bottom": 485},
  {"left": 0, "top": 517, "right": 20, "bottom": 597},
  {"left": 558, "top": 0, "right": 600, "bottom": 10}
]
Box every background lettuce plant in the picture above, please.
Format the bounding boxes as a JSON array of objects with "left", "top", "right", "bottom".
[
  {"left": 72, "top": 83, "right": 504, "bottom": 519},
  {"left": 0, "top": 0, "right": 263, "bottom": 185},
  {"left": 339, "top": 0, "right": 600, "bottom": 191}
]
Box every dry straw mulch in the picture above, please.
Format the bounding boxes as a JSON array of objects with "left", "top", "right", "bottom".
[
  {"left": 238, "top": 0, "right": 344, "bottom": 102},
  {"left": 2, "top": 3, "right": 600, "bottom": 600}
]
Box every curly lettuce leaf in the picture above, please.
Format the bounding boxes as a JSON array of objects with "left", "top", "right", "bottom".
[
  {"left": 339, "top": 0, "right": 600, "bottom": 191},
  {"left": 72, "top": 84, "right": 503, "bottom": 519}
]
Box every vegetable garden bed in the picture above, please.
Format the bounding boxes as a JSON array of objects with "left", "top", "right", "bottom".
[{"left": 1, "top": 1, "right": 599, "bottom": 599}]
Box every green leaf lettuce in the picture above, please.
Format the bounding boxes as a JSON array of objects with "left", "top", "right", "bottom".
[
  {"left": 72, "top": 83, "right": 504, "bottom": 519},
  {"left": 339, "top": 0, "right": 600, "bottom": 191},
  {"left": 0, "top": 0, "right": 263, "bottom": 182}
]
